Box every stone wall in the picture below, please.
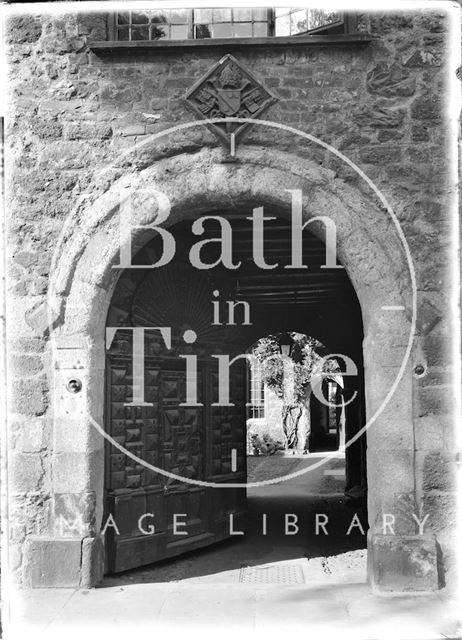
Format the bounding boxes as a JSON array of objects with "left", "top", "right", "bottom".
[
  {"left": 247, "top": 387, "right": 285, "bottom": 451},
  {"left": 4, "top": 7, "right": 459, "bottom": 589}
]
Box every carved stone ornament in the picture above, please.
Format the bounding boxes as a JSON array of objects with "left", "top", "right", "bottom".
[{"left": 184, "top": 54, "right": 278, "bottom": 149}]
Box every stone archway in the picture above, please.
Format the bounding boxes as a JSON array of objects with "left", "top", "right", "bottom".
[{"left": 36, "top": 145, "right": 421, "bottom": 589}]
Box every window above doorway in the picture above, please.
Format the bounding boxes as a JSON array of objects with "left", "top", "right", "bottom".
[{"left": 110, "top": 7, "right": 355, "bottom": 42}]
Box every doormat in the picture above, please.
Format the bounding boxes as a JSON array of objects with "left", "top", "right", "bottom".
[{"left": 239, "top": 563, "right": 305, "bottom": 584}]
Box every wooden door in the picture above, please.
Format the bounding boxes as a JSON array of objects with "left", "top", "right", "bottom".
[{"left": 104, "top": 332, "right": 247, "bottom": 574}]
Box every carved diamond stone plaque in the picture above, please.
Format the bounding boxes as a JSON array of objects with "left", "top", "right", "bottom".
[{"left": 184, "top": 54, "right": 278, "bottom": 149}]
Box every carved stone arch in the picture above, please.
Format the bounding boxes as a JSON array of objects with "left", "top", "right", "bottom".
[{"left": 43, "top": 144, "right": 415, "bottom": 588}]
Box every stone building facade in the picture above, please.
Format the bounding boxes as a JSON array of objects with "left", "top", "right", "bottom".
[{"left": 3, "top": 4, "right": 460, "bottom": 592}]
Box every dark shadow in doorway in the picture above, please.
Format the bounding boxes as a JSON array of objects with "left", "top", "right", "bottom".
[{"left": 102, "top": 457, "right": 367, "bottom": 586}]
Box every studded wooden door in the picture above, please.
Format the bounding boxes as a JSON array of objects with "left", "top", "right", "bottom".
[{"left": 104, "top": 266, "right": 247, "bottom": 574}]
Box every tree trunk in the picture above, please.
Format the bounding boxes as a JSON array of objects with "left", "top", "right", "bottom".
[{"left": 282, "top": 404, "right": 303, "bottom": 450}]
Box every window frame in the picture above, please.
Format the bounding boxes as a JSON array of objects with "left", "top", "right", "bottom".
[
  {"left": 193, "top": 8, "right": 272, "bottom": 40},
  {"left": 108, "top": 8, "right": 357, "bottom": 42},
  {"left": 273, "top": 8, "right": 346, "bottom": 37},
  {"left": 247, "top": 359, "right": 266, "bottom": 421}
]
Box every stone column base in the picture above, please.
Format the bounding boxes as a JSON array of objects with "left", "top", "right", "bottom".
[
  {"left": 22, "top": 535, "right": 104, "bottom": 588},
  {"left": 367, "top": 532, "right": 439, "bottom": 592}
]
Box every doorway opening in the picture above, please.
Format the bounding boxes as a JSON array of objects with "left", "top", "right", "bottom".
[{"left": 103, "top": 207, "right": 367, "bottom": 583}]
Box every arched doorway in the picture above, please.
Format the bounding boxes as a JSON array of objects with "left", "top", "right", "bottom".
[
  {"left": 47, "top": 146, "right": 415, "bottom": 588},
  {"left": 102, "top": 209, "right": 366, "bottom": 573}
]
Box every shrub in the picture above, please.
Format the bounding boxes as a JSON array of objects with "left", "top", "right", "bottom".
[{"left": 249, "top": 432, "right": 284, "bottom": 456}]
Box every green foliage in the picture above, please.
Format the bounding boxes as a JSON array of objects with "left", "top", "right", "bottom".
[
  {"left": 249, "top": 432, "right": 284, "bottom": 456},
  {"left": 252, "top": 332, "right": 338, "bottom": 405}
]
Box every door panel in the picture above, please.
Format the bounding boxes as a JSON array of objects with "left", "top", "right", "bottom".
[
  {"left": 104, "top": 348, "right": 247, "bottom": 573},
  {"left": 204, "top": 363, "right": 247, "bottom": 540}
]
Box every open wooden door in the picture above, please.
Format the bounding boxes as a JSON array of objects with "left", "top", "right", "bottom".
[{"left": 104, "top": 264, "right": 247, "bottom": 574}]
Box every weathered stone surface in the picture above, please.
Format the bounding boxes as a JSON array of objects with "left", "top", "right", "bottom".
[
  {"left": 414, "top": 414, "right": 447, "bottom": 451},
  {"left": 359, "top": 145, "right": 401, "bottom": 164},
  {"left": 417, "top": 367, "right": 450, "bottom": 389},
  {"left": 420, "top": 452, "right": 456, "bottom": 493},
  {"left": 9, "top": 453, "right": 46, "bottom": 493},
  {"left": 353, "top": 103, "right": 405, "bottom": 128},
  {"left": 9, "top": 545, "right": 23, "bottom": 572},
  {"left": 366, "top": 369, "right": 414, "bottom": 451},
  {"left": 80, "top": 536, "right": 104, "bottom": 587},
  {"left": 10, "top": 354, "right": 43, "bottom": 377},
  {"left": 13, "top": 251, "right": 41, "bottom": 270},
  {"left": 367, "top": 62, "right": 416, "bottom": 97},
  {"left": 38, "top": 141, "right": 106, "bottom": 169},
  {"left": 422, "top": 492, "right": 457, "bottom": 537},
  {"left": 422, "top": 335, "right": 451, "bottom": 366},
  {"left": 377, "top": 129, "right": 403, "bottom": 142},
  {"left": 118, "top": 123, "right": 146, "bottom": 136},
  {"left": 418, "top": 12, "right": 447, "bottom": 34},
  {"left": 10, "top": 337, "right": 46, "bottom": 354},
  {"left": 31, "top": 117, "right": 63, "bottom": 139},
  {"left": 410, "top": 95, "right": 442, "bottom": 123},
  {"left": 18, "top": 417, "right": 49, "bottom": 452},
  {"left": 24, "top": 300, "right": 54, "bottom": 336},
  {"left": 417, "top": 385, "right": 453, "bottom": 418},
  {"left": 367, "top": 450, "right": 415, "bottom": 508},
  {"left": 53, "top": 451, "right": 104, "bottom": 493},
  {"left": 370, "top": 14, "right": 414, "bottom": 33},
  {"left": 64, "top": 122, "right": 112, "bottom": 140},
  {"left": 404, "top": 50, "right": 441, "bottom": 67},
  {"left": 53, "top": 492, "right": 97, "bottom": 536},
  {"left": 423, "top": 34, "right": 444, "bottom": 46},
  {"left": 368, "top": 534, "right": 438, "bottom": 591},
  {"left": 338, "top": 133, "right": 372, "bottom": 149},
  {"left": 411, "top": 124, "right": 430, "bottom": 142},
  {"left": 10, "top": 377, "right": 49, "bottom": 416},
  {"left": 6, "top": 15, "right": 42, "bottom": 44},
  {"left": 22, "top": 537, "right": 82, "bottom": 587},
  {"left": 415, "top": 298, "right": 442, "bottom": 335}
]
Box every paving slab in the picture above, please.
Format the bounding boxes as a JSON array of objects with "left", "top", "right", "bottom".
[
  {"left": 7, "top": 587, "right": 75, "bottom": 627},
  {"left": 158, "top": 583, "right": 257, "bottom": 627},
  {"left": 4, "top": 461, "right": 457, "bottom": 639},
  {"left": 5, "top": 579, "right": 459, "bottom": 640}
]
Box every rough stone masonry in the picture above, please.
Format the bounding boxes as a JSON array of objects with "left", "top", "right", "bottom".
[{"left": 3, "top": 5, "right": 459, "bottom": 591}]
